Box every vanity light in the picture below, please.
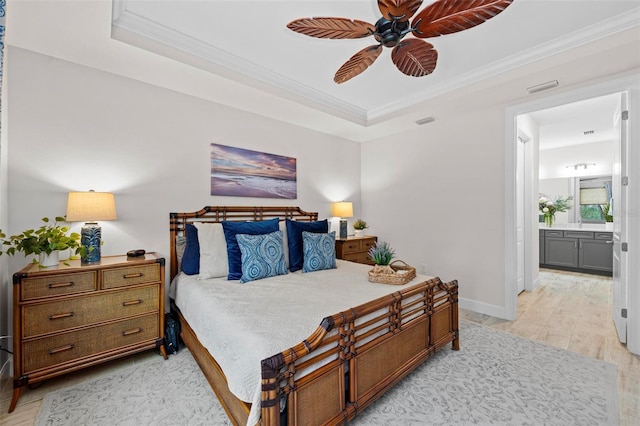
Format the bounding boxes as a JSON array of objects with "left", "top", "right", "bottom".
[{"left": 566, "top": 163, "right": 596, "bottom": 170}]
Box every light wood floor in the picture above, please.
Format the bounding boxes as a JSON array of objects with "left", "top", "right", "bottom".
[{"left": 1, "top": 269, "right": 638, "bottom": 425}]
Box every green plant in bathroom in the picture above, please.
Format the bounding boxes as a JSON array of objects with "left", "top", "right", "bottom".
[
  {"left": 539, "top": 194, "right": 573, "bottom": 227},
  {"left": 602, "top": 203, "right": 613, "bottom": 222}
]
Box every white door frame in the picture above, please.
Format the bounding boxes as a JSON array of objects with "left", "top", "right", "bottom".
[{"left": 504, "top": 74, "right": 640, "bottom": 355}]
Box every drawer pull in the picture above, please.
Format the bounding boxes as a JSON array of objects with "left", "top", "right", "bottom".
[
  {"left": 122, "top": 299, "right": 142, "bottom": 307},
  {"left": 49, "top": 312, "right": 74, "bottom": 320},
  {"left": 123, "top": 273, "right": 144, "bottom": 279},
  {"left": 49, "top": 344, "right": 74, "bottom": 355},
  {"left": 348, "top": 244, "right": 358, "bottom": 249},
  {"left": 122, "top": 327, "right": 142, "bottom": 336},
  {"left": 48, "top": 282, "right": 74, "bottom": 289}
]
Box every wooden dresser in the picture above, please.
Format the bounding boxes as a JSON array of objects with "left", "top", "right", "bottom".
[
  {"left": 335, "top": 235, "right": 377, "bottom": 265},
  {"left": 9, "top": 253, "right": 166, "bottom": 413}
]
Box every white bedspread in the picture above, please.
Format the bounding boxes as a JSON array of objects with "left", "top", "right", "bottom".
[{"left": 173, "top": 260, "right": 431, "bottom": 425}]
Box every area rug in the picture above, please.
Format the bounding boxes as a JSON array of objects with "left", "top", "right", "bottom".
[{"left": 36, "top": 321, "right": 618, "bottom": 426}]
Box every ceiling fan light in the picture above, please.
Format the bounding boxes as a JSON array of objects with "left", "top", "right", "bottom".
[{"left": 527, "top": 80, "right": 559, "bottom": 94}]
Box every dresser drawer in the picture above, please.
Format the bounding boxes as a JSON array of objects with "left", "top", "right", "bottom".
[
  {"left": 23, "top": 313, "right": 159, "bottom": 373},
  {"left": 342, "top": 252, "right": 374, "bottom": 265},
  {"left": 21, "top": 271, "right": 96, "bottom": 301},
  {"left": 361, "top": 238, "right": 376, "bottom": 252},
  {"left": 339, "top": 240, "right": 363, "bottom": 254},
  {"left": 102, "top": 263, "right": 161, "bottom": 289},
  {"left": 23, "top": 285, "right": 159, "bottom": 337}
]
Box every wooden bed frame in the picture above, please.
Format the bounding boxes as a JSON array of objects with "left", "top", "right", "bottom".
[{"left": 169, "top": 206, "right": 459, "bottom": 426}]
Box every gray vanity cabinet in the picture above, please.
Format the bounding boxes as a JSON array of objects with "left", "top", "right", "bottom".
[
  {"left": 544, "top": 230, "right": 578, "bottom": 268},
  {"left": 540, "top": 229, "right": 613, "bottom": 275},
  {"left": 579, "top": 233, "right": 614, "bottom": 272}
]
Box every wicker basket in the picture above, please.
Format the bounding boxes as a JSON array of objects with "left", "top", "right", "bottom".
[{"left": 368, "top": 260, "right": 416, "bottom": 285}]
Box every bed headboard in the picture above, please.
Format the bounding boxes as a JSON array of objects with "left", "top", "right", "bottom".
[{"left": 169, "top": 206, "right": 319, "bottom": 281}]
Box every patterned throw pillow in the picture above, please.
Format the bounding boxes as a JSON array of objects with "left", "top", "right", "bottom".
[
  {"left": 285, "top": 219, "right": 328, "bottom": 272},
  {"left": 302, "top": 231, "right": 336, "bottom": 273},
  {"left": 236, "top": 230, "right": 288, "bottom": 283},
  {"left": 222, "top": 218, "right": 280, "bottom": 280}
]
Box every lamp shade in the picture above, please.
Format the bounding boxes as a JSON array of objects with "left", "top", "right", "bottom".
[
  {"left": 66, "top": 191, "right": 117, "bottom": 222},
  {"left": 332, "top": 202, "right": 353, "bottom": 218}
]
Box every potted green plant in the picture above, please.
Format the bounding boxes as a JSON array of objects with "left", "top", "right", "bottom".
[
  {"left": 368, "top": 241, "right": 395, "bottom": 270},
  {"left": 538, "top": 194, "right": 573, "bottom": 227},
  {"left": 0, "top": 216, "right": 83, "bottom": 267},
  {"left": 353, "top": 219, "right": 368, "bottom": 237}
]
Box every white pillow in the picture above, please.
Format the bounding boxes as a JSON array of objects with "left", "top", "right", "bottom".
[{"left": 194, "top": 222, "right": 228, "bottom": 279}]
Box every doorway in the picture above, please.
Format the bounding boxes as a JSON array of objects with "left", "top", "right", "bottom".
[{"left": 504, "top": 75, "right": 638, "bottom": 354}]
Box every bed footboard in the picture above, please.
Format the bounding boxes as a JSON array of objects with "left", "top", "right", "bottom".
[{"left": 261, "top": 277, "right": 459, "bottom": 426}]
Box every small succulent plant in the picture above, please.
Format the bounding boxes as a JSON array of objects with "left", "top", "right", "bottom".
[
  {"left": 353, "top": 219, "right": 368, "bottom": 230},
  {"left": 368, "top": 241, "right": 395, "bottom": 266}
]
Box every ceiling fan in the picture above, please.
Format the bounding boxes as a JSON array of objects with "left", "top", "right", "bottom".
[{"left": 287, "top": 0, "right": 515, "bottom": 84}]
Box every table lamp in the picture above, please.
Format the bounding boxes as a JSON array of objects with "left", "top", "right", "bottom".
[
  {"left": 66, "top": 190, "right": 117, "bottom": 263},
  {"left": 332, "top": 201, "right": 353, "bottom": 239}
]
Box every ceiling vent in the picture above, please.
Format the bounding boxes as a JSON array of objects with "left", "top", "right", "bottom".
[
  {"left": 526, "top": 80, "right": 559, "bottom": 94},
  {"left": 415, "top": 116, "right": 436, "bottom": 125}
]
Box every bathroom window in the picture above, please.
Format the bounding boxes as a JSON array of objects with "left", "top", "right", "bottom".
[{"left": 579, "top": 179, "right": 611, "bottom": 223}]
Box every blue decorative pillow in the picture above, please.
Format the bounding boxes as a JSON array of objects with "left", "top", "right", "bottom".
[
  {"left": 222, "top": 218, "right": 280, "bottom": 280},
  {"left": 302, "top": 231, "right": 336, "bottom": 273},
  {"left": 236, "top": 231, "right": 288, "bottom": 283},
  {"left": 181, "top": 224, "right": 200, "bottom": 275},
  {"left": 286, "top": 219, "right": 328, "bottom": 272}
]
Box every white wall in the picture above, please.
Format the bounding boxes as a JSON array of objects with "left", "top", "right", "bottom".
[
  {"left": 362, "top": 107, "right": 506, "bottom": 314},
  {"left": 0, "top": 47, "right": 363, "bottom": 344},
  {"left": 539, "top": 140, "right": 613, "bottom": 180}
]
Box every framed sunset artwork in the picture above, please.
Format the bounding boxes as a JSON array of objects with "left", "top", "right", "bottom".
[{"left": 210, "top": 143, "right": 297, "bottom": 199}]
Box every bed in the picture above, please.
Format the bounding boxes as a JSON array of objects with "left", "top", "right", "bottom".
[{"left": 169, "top": 206, "right": 459, "bottom": 426}]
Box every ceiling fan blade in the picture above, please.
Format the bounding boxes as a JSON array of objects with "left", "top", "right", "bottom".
[
  {"left": 334, "top": 45, "right": 383, "bottom": 84},
  {"left": 378, "top": 0, "right": 423, "bottom": 22},
  {"left": 412, "top": 0, "right": 514, "bottom": 38},
  {"left": 287, "top": 17, "right": 375, "bottom": 39},
  {"left": 391, "top": 38, "right": 438, "bottom": 77}
]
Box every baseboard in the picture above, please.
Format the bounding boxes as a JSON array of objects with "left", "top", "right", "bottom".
[
  {"left": 458, "top": 297, "right": 507, "bottom": 320},
  {"left": 531, "top": 276, "right": 540, "bottom": 291}
]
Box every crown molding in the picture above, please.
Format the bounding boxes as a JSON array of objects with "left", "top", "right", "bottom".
[
  {"left": 112, "top": 1, "right": 639, "bottom": 127},
  {"left": 111, "top": 1, "right": 368, "bottom": 125},
  {"left": 366, "top": 11, "right": 640, "bottom": 124}
]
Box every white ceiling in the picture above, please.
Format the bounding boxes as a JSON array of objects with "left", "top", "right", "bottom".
[
  {"left": 6, "top": 1, "right": 640, "bottom": 142},
  {"left": 529, "top": 93, "right": 621, "bottom": 151}
]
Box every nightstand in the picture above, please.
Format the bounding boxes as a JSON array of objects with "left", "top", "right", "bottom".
[
  {"left": 335, "top": 235, "right": 377, "bottom": 265},
  {"left": 9, "top": 253, "right": 166, "bottom": 413}
]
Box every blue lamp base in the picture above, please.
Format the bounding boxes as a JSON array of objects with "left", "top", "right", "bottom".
[
  {"left": 81, "top": 222, "right": 101, "bottom": 263},
  {"left": 339, "top": 219, "right": 348, "bottom": 239}
]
